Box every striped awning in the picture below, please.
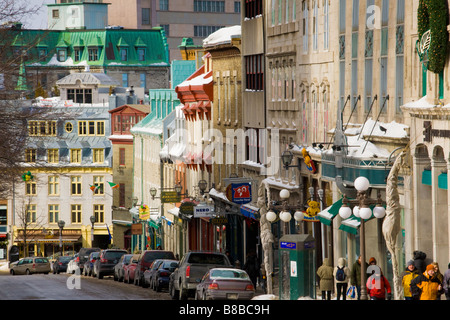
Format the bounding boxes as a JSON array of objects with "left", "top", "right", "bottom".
[
  {"left": 240, "top": 204, "right": 259, "bottom": 220},
  {"left": 318, "top": 198, "right": 343, "bottom": 226}
]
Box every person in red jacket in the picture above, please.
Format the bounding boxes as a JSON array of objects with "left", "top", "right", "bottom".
[{"left": 366, "top": 266, "right": 392, "bottom": 300}]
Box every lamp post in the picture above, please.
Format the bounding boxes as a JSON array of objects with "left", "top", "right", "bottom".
[
  {"left": 266, "top": 189, "right": 304, "bottom": 234},
  {"left": 90, "top": 215, "right": 96, "bottom": 247},
  {"left": 57, "top": 220, "right": 65, "bottom": 252},
  {"left": 338, "top": 176, "right": 386, "bottom": 300}
]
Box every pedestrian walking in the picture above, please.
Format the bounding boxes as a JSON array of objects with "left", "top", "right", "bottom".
[
  {"left": 401, "top": 260, "right": 419, "bottom": 300},
  {"left": 350, "top": 255, "right": 368, "bottom": 300},
  {"left": 317, "top": 258, "right": 334, "bottom": 300},
  {"left": 333, "top": 257, "right": 350, "bottom": 300},
  {"left": 443, "top": 263, "right": 450, "bottom": 300},
  {"left": 366, "top": 267, "right": 392, "bottom": 300},
  {"left": 410, "top": 264, "right": 444, "bottom": 300}
]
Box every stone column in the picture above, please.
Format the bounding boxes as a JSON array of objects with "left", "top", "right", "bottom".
[{"left": 431, "top": 158, "right": 448, "bottom": 264}]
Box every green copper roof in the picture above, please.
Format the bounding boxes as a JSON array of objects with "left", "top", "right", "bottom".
[{"left": 7, "top": 28, "right": 169, "bottom": 67}]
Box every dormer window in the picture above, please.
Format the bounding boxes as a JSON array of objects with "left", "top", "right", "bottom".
[
  {"left": 120, "top": 48, "right": 128, "bottom": 61},
  {"left": 57, "top": 48, "right": 67, "bottom": 62},
  {"left": 137, "top": 48, "right": 145, "bottom": 61}
]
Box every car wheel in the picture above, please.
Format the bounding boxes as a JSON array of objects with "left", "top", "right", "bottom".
[
  {"left": 155, "top": 281, "right": 161, "bottom": 292},
  {"left": 10, "top": 270, "right": 14, "bottom": 275},
  {"left": 97, "top": 271, "right": 103, "bottom": 279},
  {"left": 26, "top": 269, "right": 31, "bottom": 275}
]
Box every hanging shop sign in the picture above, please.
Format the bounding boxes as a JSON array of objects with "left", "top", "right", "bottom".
[
  {"left": 301, "top": 148, "right": 317, "bottom": 174},
  {"left": 139, "top": 204, "right": 150, "bottom": 220},
  {"left": 194, "top": 204, "right": 214, "bottom": 218},
  {"left": 131, "top": 223, "right": 142, "bottom": 235},
  {"left": 226, "top": 182, "right": 252, "bottom": 204},
  {"left": 161, "top": 191, "right": 181, "bottom": 203}
]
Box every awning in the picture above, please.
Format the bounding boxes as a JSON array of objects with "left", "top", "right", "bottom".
[
  {"left": 112, "top": 220, "right": 132, "bottom": 227},
  {"left": 422, "top": 169, "right": 432, "bottom": 186},
  {"left": 438, "top": 173, "right": 447, "bottom": 190},
  {"left": 240, "top": 204, "right": 259, "bottom": 220},
  {"left": 339, "top": 216, "right": 361, "bottom": 235},
  {"left": 318, "top": 198, "right": 343, "bottom": 226}
]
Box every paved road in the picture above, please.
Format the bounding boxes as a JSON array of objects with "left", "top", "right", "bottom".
[{"left": 0, "top": 272, "right": 171, "bottom": 300}]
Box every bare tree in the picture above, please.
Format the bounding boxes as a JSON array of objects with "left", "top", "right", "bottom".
[{"left": 15, "top": 194, "right": 47, "bottom": 257}]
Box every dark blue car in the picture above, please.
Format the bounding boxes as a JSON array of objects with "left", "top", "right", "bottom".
[{"left": 152, "top": 259, "right": 179, "bottom": 292}]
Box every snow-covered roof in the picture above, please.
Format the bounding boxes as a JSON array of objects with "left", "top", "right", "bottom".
[
  {"left": 203, "top": 25, "right": 241, "bottom": 47},
  {"left": 56, "top": 72, "right": 120, "bottom": 87}
]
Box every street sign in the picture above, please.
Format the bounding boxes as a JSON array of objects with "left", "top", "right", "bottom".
[
  {"left": 161, "top": 191, "right": 181, "bottom": 203},
  {"left": 280, "top": 241, "right": 297, "bottom": 250},
  {"left": 211, "top": 217, "right": 228, "bottom": 225}
]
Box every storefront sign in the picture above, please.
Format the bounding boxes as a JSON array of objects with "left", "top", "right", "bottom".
[
  {"left": 179, "top": 202, "right": 195, "bottom": 215},
  {"left": 161, "top": 191, "right": 181, "bottom": 203},
  {"left": 211, "top": 217, "right": 228, "bottom": 225},
  {"left": 194, "top": 205, "right": 214, "bottom": 218},
  {"left": 131, "top": 223, "right": 142, "bottom": 235},
  {"left": 226, "top": 183, "right": 252, "bottom": 204}
]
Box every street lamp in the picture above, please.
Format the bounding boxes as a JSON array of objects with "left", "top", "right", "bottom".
[
  {"left": 338, "top": 176, "right": 386, "bottom": 300},
  {"left": 57, "top": 220, "right": 65, "bottom": 251},
  {"left": 90, "top": 215, "right": 96, "bottom": 246},
  {"left": 281, "top": 150, "right": 301, "bottom": 170},
  {"left": 198, "top": 179, "right": 208, "bottom": 195},
  {"left": 266, "top": 189, "right": 304, "bottom": 234}
]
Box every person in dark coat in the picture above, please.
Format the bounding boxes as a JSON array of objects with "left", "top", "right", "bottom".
[
  {"left": 350, "top": 255, "right": 369, "bottom": 300},
  {"left": 413, "top": 251, "right": 427, "bottom": 274},
  {"left": 243, "top": 252, "right": 260, "bottom": 288}
]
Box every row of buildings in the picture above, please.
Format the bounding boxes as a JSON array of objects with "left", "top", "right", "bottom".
[{"left": 1, "top": 0, "right": 450, "bottom": 298}]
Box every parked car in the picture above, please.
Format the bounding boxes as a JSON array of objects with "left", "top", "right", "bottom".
[
  {"left": 143, "top": 259, "right": 164, "bottom": 288},
  {"left": 134, "top": 250, "right": 175, "bottom": 287},
  {"left": 195, "top": 268, "right": 255, "bottom": 300},
  {"left": 114, "top": 254, "right": 132, "bottom": 282},
  {"left": 52, "top": 256, "right": 73, "bottom": 274},
  {"left": 123, "top": 254, "right": 140, "bottom": 284},
  {"left": 76, "top": 247, "right": 101, "bottom": 272},
  {"left": 170, "top": 251, "right": 231, "bottom": 300},
  {"left": 67, "top": 254, "right": 79, "bottom": 274},
  {"left": 151, "top": 259, "right": 179, "bottom": 292},
  {"left": 83, "top": 251, "right": 100, "bottom": 276},
  {"left": 10, "top": 257, "right": 51, "bottom": 275},
  {"left": 94, "top": 249, "right": 127, "bottom": 279}
]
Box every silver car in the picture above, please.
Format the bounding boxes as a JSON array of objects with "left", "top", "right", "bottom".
[{"left": 10, "top": 257, "right": 51, "bottom": 275}]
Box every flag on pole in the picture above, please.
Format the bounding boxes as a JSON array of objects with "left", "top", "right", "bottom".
[
  {"left": 105, "top": 223, "right": 112, "bottom": 241},
  {"left": 108, "top": 182, "right": 119, "bottom": 189},
  {"left": 89, "top": 184, "right": 100, "bottom": 193}
]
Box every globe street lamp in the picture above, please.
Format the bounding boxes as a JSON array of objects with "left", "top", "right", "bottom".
[
  {"left": 266, "top": 189, "right": 304, "bottom": 234},
  {"left": 338, "top": 176, "right": 386, "bottom": 300}
]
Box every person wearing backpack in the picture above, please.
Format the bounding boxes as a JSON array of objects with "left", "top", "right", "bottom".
[{"left": 333, "top": 257, "right": 350, "bottom": 300}]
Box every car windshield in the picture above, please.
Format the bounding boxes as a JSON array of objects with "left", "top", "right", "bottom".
[
  {"left": 210, "top": 269, "right": 250, "bottom": 280},
  {"left": 123, "top": 255, "right": 132, "bottom": 263},
  {"left": 104, "top": 251, "right": 126, "bottom": 260},
  {"left": 91, "top": 252, "right": 100, "bottom": 258},
  {"left": 161, "top": 261, "right": 178, "bottom": 269},
  {"left": 59, "top": 256, "right": 72, "bottom": 262},
  {"left": 187, "top": 253, "right": 227, "bottom": 264},
  {"left": 143, "top": 252, "right": 175, "bottom": 262}
]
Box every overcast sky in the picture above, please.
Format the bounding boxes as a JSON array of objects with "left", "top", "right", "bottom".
[{"left": 23, "top": 0, "right": 54, "bottom": 29}]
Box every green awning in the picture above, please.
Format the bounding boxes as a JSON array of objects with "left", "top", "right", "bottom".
[
  {"left": 318, "top": 198, "right": 343, "bottom": 226},
  {"left": 422, "top": 169, "right": 432, "bottom": 186},
  {"left": 339, "top": 216, "right": 361, "bottom": 235},
  {"left": 438, "top": 173, "right": 447, "bottom": 190}
]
